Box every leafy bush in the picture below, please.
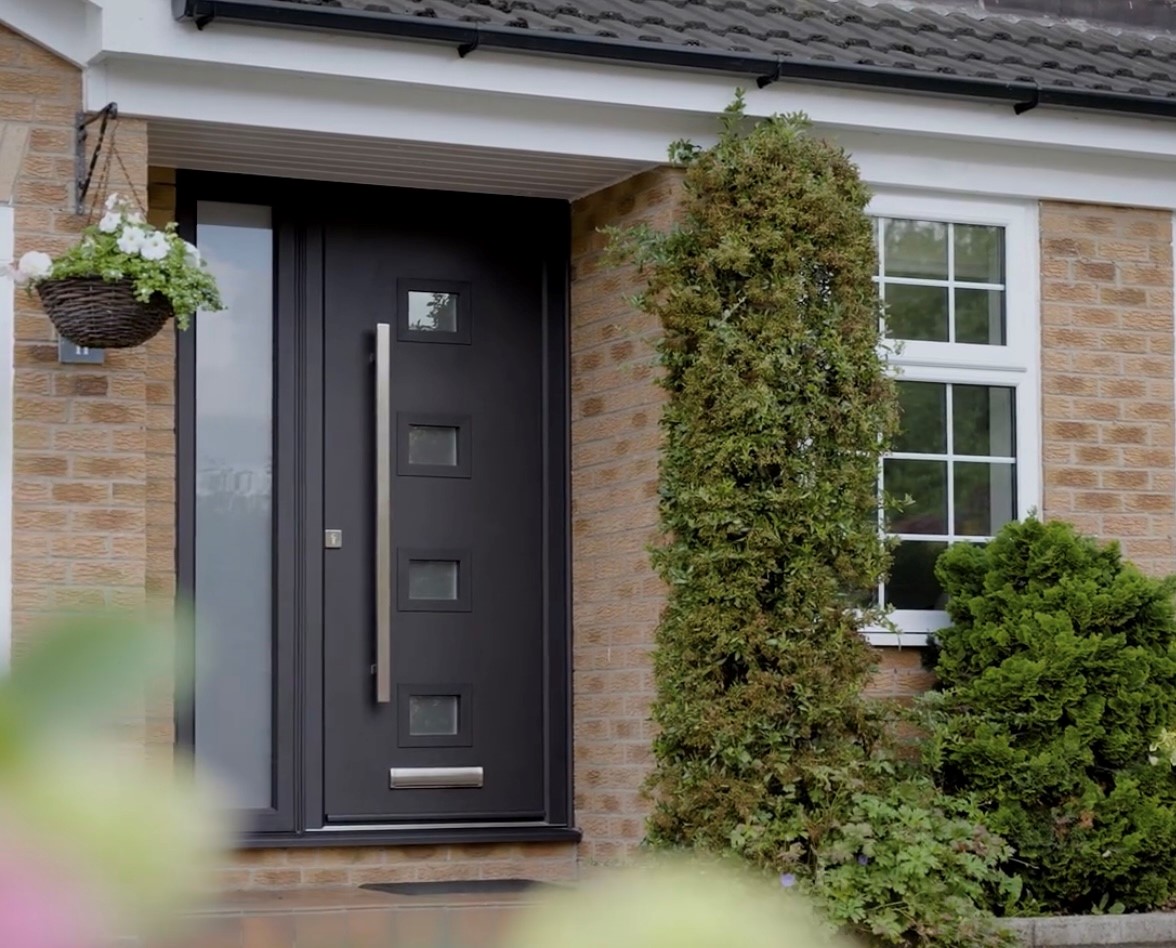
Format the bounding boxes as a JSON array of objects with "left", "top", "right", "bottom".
[
  {"left": 805, "top": 777, "right": 1019, "bottom": 948},
  {"left": 923, "top": 517, "right": 1176, "bottom": 914},
  {"left": 609, "top": 97, "right": 1013, "bottom": 947}
]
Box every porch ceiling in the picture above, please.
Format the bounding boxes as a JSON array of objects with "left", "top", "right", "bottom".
[{"left": 148, "top": 120, "right": 653, "bottom": 200}]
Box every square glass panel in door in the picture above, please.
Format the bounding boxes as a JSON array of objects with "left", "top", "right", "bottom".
[
  {"left": 410, "top": 561, "right": 458, "bottom": 600},
  {"left": 410, "top": 427, "right": 457, "bottom": 466},
  {"left": 409, "top": 695, "right": 459, "bottom": 736},
  {"left": 397, "top": 550, "right": 472, "bottom": 611},
  {"left": 193, "top": 202, "right": 275, "bottom": 811},
  {"left": 408, "top": 293, "right": 457, "bottom": 333},
  {"left": 397, "top": 413, "right": 472, "bottom": 477},
  {"left": 398, "top": 279, "right": 472, "bottom": 343}
]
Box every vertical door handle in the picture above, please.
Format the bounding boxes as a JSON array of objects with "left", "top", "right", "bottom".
[{"left": 374, "top": 323, "right": 392, "bottom": 704}]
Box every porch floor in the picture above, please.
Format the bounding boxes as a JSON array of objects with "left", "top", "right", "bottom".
[{"left": 147, "top": 885, "right": 547, "bottom": 947}]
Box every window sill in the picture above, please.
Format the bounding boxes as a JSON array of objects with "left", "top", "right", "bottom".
[
  {"left": 236, "top": 824, "right": 582, "bottom": 850},
  {"left": 863, "top": 631, "right": 931, "bottom": 648}
]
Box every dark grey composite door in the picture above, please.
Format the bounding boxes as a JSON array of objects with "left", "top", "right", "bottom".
[{"left": 321, "top": 195, "right": 552, "bottom": 824}]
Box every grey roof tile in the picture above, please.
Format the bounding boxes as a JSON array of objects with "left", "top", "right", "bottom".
[{"left": 264, "top": 0, "right": 1176, "bottom": 101}]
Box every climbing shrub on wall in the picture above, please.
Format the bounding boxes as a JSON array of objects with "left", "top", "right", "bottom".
[{"left": 608, "top": 98, "right": 1017, "bottom": 947}]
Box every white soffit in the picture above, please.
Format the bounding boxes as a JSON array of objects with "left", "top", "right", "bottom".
[{"left": 148, "top": 120, "right": 653, "bottom": 200}]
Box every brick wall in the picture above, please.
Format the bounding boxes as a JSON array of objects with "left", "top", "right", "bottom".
[
  {"left": 1039, "top": 202, "right": 1176, "bottom": 576},
  {"left": 568, "top": 168, "right": 681, "bottom": 863},
  {"left": 1, "top": 26, "right": 157, "bottom": 760}
]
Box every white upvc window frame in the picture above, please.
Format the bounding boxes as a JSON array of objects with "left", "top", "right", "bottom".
[{"left": 865, "top": 192, "right": 1041, "bottom": 647}]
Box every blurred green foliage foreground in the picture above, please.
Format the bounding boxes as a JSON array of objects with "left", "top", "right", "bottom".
[{"left": 0, "top": 609, "right": 230, "bottom": 947}]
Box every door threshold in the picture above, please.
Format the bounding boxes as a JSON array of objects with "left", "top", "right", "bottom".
[{"left": 237, "top": 823, "right": 582, "bottom": 849}]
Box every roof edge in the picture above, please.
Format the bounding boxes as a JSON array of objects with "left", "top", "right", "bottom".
[{"left": 172, "top": 0, "right": 1176, "bottom": 120}]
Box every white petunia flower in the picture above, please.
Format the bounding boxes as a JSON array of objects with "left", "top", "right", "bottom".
[
  {"left": 125, "top": 211, "right": 144, "bottom": 226},
  {"left": 104, "top": 192, "right": 122, "bottom": 211},
  {"left": 98, "top": 212, "right": 122, "bottom": 234},
  {"left": 117, "top": 226, "right": 146, "bottom": 254},
  {"left": 17, "top": 250, "right": 53, "bottom": 280},
  {"left": 182, "top": 240, "right": 201, "bottom": 267},
  {"left": 139, "top": 233, "right": 170, "bottom": 262}
]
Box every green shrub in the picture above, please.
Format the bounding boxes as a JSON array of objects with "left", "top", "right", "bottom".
[
  {"left": 609, "top": 97, "right": 1013, "bottom": 947},
  {"left": 923, "top": 517, "right": 1176, "bottom": 914},
  {"left": 805, "top": 776, "right": 1019, "bottom": 948}
]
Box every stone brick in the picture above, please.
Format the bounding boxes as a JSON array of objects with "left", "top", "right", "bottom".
[{"left": 1040, "top": 201, "right": 1174, "bottom": 578}]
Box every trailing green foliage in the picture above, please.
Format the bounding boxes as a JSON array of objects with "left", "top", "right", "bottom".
[
  {"left": 610, "top": 97, "right": 1014, "bottom": 947},
  {"left": 922, "top": 517, "right": 1176, "bottom": 914}
]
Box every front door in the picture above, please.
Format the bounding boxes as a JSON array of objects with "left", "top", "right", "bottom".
[{"left": 319, "top": 189, "right": 565, "bottom": 825}]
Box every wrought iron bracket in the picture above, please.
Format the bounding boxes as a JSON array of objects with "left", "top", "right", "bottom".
[{"left": 75, "top": 102, "right": 118, "bottom": 215}]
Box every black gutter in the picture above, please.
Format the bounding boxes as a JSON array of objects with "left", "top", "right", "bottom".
[{"left": 174, "top": 0, "right": 1176, "bottom": 120}]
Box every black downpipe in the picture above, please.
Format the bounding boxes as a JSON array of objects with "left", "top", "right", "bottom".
[{"left": 174, "top": 0, "right": 1176, "bottom": 120}]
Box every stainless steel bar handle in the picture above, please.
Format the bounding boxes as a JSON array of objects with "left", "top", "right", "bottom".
[{"left": 375, "top": 323, "right": 392, "bottom": 704}]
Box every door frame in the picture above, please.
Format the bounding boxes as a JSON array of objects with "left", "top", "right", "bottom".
[{"left": 174, "top": 171, "right": 577, "bottom": 847}]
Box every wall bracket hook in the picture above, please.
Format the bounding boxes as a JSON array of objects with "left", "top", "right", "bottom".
[{"left": 75, "top": 102, "right": 118, "bottom": 215}]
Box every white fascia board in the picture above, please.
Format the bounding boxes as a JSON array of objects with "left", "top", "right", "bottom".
[
  {"left": 94, "top": 55, "right": 1176, "bottom": 209},
  {"left": 0, "top": 0, "right": 102, "bottom": 67},
  {"left": 89, "top": 57, "right": 718, "bottom": 163},
  {"left": 92, "top": 0, "right": 1176, "bottom": 163}
]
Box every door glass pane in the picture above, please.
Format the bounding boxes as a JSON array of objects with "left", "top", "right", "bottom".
[
  {"left": 408, "top": 425, "right": 458, "bottom": 466},
  {"left": 194, "top": 202, "right": 274, "bottom": 810},
  {"left": 408, "top": 560, "right": 459, "bottom": 600},
  {"left": 409, "top": 695, "right": 460, "bottom": 736},
  {"left": 407, "top": 291, "right": 458, "bottom": 332}
]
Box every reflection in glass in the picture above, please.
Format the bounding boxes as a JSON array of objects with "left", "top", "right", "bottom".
[
  {"left": 895, "top": 382, "right": 947, "bottom": 454},
  {"left": 883, "top": 283, "right": 949, "bottom": 342},
  {"left": 194, "top": 202, "right": 274, "bottom": 810},
  {"left": 954, "top": 386, "right": 1016, "bottom": 457},
  {"left": 887, "top": 541, "right": 949, "bottom": 610},
  {"left": 956, "top": 288, "right": 1006, "bottom": 346},
  {"left": 408, "top": 425, "right": 458, "bottom": 466},
  {"left": 884, "top": 219, "right": 948, "bottom": 280},
  {"left": 885, "top": 459, "right": 948, "bottom": 535},
  {"left": 954, "top": 225, "right": 1004, "bottom": 284},
  {"left": 408, "top": 560, "right": 459, "bottom": 600},
  {"left": 407, "top": 292, "right": 458, "bottom": 332},
  {"left": 955, "top": 462, "right": 1016, "bottom": 536},
  {"left": 409, "top": 695, "right": 460, "bottom": 736}
]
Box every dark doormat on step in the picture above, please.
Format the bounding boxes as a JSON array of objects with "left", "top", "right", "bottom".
[{"left": 361, "top": 879, "right": 562, "bottom": 897}]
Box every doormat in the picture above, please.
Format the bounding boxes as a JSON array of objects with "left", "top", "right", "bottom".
[{"left": 361, "top": 879, "right": 561, "bottom": 897}]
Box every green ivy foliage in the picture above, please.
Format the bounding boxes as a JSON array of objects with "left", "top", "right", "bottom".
[
  {"left": 922, "top": 517, "right": 1176, "bottom": 914},
  {"left": 608, "top": 97, "right": 1015, "bottom": 947}
]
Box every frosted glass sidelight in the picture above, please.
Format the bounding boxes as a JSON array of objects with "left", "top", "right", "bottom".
[{"left": 194, "top": 202, "right": 274, "bottom": 811}]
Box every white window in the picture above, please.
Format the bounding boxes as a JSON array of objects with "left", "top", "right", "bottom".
[{"left": 866, "top": 194, "right": 1040, "bottom": 646}]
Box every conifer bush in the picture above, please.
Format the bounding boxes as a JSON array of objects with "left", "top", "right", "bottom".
[
  {"left": 923, "top": 517, "right": 1176, "bottom": 914},
  {"left": 609, "top": 98, "right": 1017, "bottom": 948}
]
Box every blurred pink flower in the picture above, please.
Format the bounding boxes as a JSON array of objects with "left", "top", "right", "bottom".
[{"left": 0, "top": 844, "right": 104, "bottom": 948}]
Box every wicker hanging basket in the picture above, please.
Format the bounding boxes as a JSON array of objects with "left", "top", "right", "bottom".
[{"left": 35, "top": 277, "right": 173, "bottom": 349}]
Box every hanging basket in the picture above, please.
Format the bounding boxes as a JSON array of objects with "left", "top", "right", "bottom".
[{"left": 35, "top": 277, "right": 173, "bottom": 349}]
